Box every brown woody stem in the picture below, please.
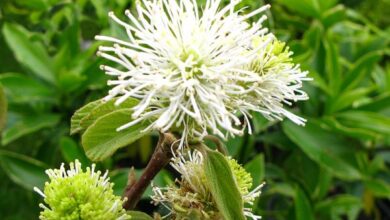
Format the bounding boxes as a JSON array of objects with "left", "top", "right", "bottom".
[{"left": 122, "top": 132, "right": 178, "bottom": 210}]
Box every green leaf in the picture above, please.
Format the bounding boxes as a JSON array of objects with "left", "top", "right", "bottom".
[
  {"left": 203, "top": 150, "right": 245, "bottom": 220},
  {"left": 357, "top": 95, "right": 390, "bottom": 115},
  {"left": 284, "top": 150, "right": 321, "bottom": 196},
  {"left": 324, "top": 37, "right": 341, "bottom": 93},
  {"left": 126, "top": 211, "right": 153, "bottom": 220},
  {"left": 257, "top": 130, "right": 295, "bottom": 150},
  {"left": 59, "top": 137, "right": 90, "bottom": 165},
  {"left": 321, "top": 5, "right": 346, "bottom": 28},
  {"left": 305, "top": 24, "right": 327, "bottom": 88},
  {"left": 312, "top": 168, "right": 332, "bottom": 200},
  {"left": 364, "top": 179, "right": 390, "bottom": 198},
  {"left": 13, "top": 0, "right": 49, "bottom": 10},
  {"left": 2, "top": 23, "right": 55, "bottom": 84},
  {"left": 308, "top": 70, "right": 329, "bottom": 93},
  {"left": 295, "top": 187, "right": 315, "bottom": 220},
  {"left": 70, "top": 99, "right": 103, "bottom": 135},
  {"left": 0, "top": 73, "right": 57, "bottom": 104},
  {"left": 283, "top": 120, "right": 362, "bottom": 180},
  {"left": 57, "top": 70, "right": 86, "bottom": 94},
  {"left": 315, "top": 195, "right": 361, "bottom": 220},
  {"left": 80, "top": 98, "right": 139, "bottom": 130},
  {"left": 90, "top": 0, "right": 109, "bottom": 21},
  {"left": 326, "top": 87, "right": 374, "bottom": 114},
  {"left": 225, "top": 135, "right": 245, "bottom": 157},
  {"left": 267, "top": 183, "right": 295, "bottom": 198},
  {"left": 342, "top": 51, "right": 382, "bottom": 92},
  {"left": 0, "top": 83, "right": 7, "bottom": 132},
  {"left": 251, "top": 112, "right": 274, "bottom": 133},
  {"left": 2, "top": 113, "right": 61, "bottom": 145},
  {"left": 244, "top": 154, "right": 265, "bottom": 187},
  {"left": 277, "top": 0, "right": 337, "bottom": 18},
  {"left": 367, "top": 155, "right": 386, "bottom": 175},
  {"left": 335, "top": 111, "right": 390, "bottom": 137},
  {"left": 110, "top": 169, "right": 135, "bottom": 196},
  {"left": 277, "top": 0, "right": 320, "bottom": 18},
  {"left": 372, "top": 63, "right": 390, "bottom": 93},
  {"left": 81, "top": 109, "right": 150, "bottom": 161},
  {"left": 304, "top": 23, "right": 323, "bottom": 51},
  {"left": 317, "top": 0, "right": 338, "bottom": 12},
  {"left": 321, "top": 116, "right": 379, "bottom": 140},
  {"left": 70, "top": 98, "right": 139, "bottom": 135},
  {"left": 0, "top": 150, "right": 48, "bottom": 190}
]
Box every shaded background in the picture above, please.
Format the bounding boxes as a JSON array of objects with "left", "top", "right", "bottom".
[{"left": 0, "top": 0, "right": 389, "bottom": 219}]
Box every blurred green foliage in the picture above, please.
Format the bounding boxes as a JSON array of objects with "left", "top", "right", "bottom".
[{"left": 0, "top": 0, "right": 389, "bottom": 219}]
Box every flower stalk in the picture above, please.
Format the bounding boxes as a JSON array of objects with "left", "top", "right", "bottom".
[{"left": 122, "top": 132, "right": 178, "bottom": 210}]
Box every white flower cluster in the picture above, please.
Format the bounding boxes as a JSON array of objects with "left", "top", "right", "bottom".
[{"left": 96, "top": 0, "right": 309, "bottom": 143}]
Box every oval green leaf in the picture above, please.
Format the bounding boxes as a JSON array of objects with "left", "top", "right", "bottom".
[{"left": 81, "top": 109, "right": 150, "bottom": 161}]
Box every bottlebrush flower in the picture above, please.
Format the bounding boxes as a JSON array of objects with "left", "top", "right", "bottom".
[
  {"left": 151, "top": 150, "right": 264, "bottom": 219},
  {"left": 96, "top": 0, "right": 309, "bottom": 143},
  {"left": 34, "top": 160, "right": 130, "bottom": 220},
  {"left": 237, "top": 35, "right": 310, "bottom": 133}
]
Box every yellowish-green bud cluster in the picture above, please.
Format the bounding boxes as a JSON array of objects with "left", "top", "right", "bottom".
[
  {"left": 250, "top": 35, "right": 293, "bottom": 75},
  {"left": 227, "top": 158, "right": 253, "bottom": 196},
  {"left": 34, "top": 160, "right": 130, "bottom": 220}
]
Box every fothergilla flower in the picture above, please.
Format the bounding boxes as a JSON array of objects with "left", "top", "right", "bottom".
[{"left": 96, "top": 0, "right": 309, "bottom": 144}]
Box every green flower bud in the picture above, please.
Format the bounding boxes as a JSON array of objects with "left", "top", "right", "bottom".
[
  {"left": 227, "top": 157, "right": 253, "bottom": 196},
  {"left": 34, "top": 160, "right": 130, "bottom": 220}
]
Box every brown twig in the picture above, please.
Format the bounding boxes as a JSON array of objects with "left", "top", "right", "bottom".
[{"left": 122, "top": 132, "right": 178, "bottom": 210}]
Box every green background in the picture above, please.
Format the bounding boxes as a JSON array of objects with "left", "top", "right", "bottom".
[{"left": 0, "top": 0, "right": 389, "bottom": 219}]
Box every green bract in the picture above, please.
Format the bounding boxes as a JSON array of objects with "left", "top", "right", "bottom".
[{"left": 34, "top": 160, "right": 130, "bottom": 220}]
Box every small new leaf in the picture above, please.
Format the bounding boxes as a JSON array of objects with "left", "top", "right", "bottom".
[{"left": 203, "top": 150, "right": 245, "bottom": 220}]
